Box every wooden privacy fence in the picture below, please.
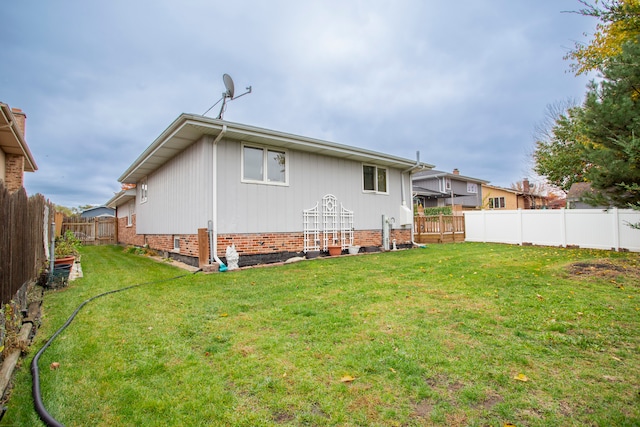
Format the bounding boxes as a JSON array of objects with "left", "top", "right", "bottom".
[
  {"left": 414, "top": 214, "right": 465, "bottom": 244},
  {"left": 0, "top": 183, "right": 49, "bottom": 306},
  {"left": 61, "top": 216, "right": 117, "bottom": 245}
]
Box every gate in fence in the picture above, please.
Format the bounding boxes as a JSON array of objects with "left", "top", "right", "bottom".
[{"left": 61, "top": 217, "right": 117, "bottom": 245}]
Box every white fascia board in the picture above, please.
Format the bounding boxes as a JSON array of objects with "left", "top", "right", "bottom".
[{"left": 118, "top": 113, "right": 434, "bottom": 183}]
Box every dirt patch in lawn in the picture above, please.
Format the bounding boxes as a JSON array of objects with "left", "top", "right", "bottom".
[{"left": 567, "top": 258, "right": 640, "bottom": 283}]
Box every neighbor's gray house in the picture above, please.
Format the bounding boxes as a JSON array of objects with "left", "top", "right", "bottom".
[
  {"left": 412, "top": 168, "right": 488, "bottom": 213},
  {"left": 80, "top": 205, "right": 115, "bottom": 218},
  {"left": 108, "top": 114, "right": 433, "bottom": 267}
]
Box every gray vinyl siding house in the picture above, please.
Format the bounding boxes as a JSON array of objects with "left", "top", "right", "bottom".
[
  {"left": 112, "top": 113, "right": 433, "bottom": 267},
  {"left": 413, "top": 169, "right": 488, "bottom": 212},
  {"left": 80, "top": 206, "right": 115, "bottom": 218}
]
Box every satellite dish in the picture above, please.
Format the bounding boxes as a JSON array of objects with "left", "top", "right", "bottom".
[
  {"left": 202, "top": 73, "right": 252, "bottom": 119},
  {"left": 223, "top": 73, "right": 235, "bottom": 99}
]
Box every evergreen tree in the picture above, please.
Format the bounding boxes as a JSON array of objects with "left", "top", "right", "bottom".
[{"left": 580, "top": 38, "right": 640, "bottom": 208}]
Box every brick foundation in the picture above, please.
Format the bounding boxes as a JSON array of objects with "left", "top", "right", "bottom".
[
  {"left": 116, "top": 216, "right": 145, "bottom": 246},
  {"left": 117, "top": 220, "right": 414, "bottom": 267}
]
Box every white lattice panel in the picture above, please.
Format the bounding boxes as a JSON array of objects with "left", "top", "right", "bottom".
[
  {"left": 303, "top": 202, "right": 320, "bottom": 252},
  {"left": 303, "top": 194, "right": 354, "bottom": 253}
]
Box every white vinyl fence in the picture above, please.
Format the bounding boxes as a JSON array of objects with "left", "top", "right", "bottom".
[{"left": 464, "top": 208, "right": 640, "bottom": 252}]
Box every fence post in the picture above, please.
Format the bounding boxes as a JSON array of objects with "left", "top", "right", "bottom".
[
  {"left": 517, "top": 209, "right": 523, "bottom": 246},
  {"left": 439, "top": 214, "right": 444, "bottom": 243},
  {"left": 561, "top": 208, "right": 567, "bottom": 248},
  {"left": 613, "top": 208, "right": 620, "bottom": 251},
  {"left": 482, "top": 210, "right": 486, "bottom": 242}
]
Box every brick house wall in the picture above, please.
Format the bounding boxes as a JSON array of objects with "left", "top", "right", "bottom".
[
  {"left": 1, "top": 107, "right": 30, "bottom": 193},
  {"left": 118, "top": 219, "right": 413, "bottom": 266},
  {"left": 116, "top": 215, "right": 145, "bottom": 246},
  {"left": 4, "top": 153, "right": 25, "bottom": 193}
]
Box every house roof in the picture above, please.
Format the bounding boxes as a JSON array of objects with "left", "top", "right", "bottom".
[
  {"left": 482, "top": 183, "right": 520, "bottom": 195},
  {"left": 118, "top": 113, "right": 434, "bottom": 184},
  {"left": 566, "top": 182, "right": 593, "bottom": 200},
  {"left": 413, "top": 185, "right": 467, "bottom": 198},
  {"left": 483, "top": 183, "right": 549, "bottom": 198},
  {"left": 413, "top": 169, "right": 489, "bottom": 184},
  {"left": 0, "top": 102, "right": 37, "bottom": 172},
  {"left": 106, "top": 189, "right": 136, "bottom": 208},
  {"left": 81, "top": 205, "right": 115, "bottom": 215}
]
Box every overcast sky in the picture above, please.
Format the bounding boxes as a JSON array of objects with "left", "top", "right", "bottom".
[{"left": 2, "top": 1, "right": 597, "bottom": 208}]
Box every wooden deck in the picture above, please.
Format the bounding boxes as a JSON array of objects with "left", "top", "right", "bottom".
[{"left": 414, "top": 214, "right": 465, "bottom": 244}]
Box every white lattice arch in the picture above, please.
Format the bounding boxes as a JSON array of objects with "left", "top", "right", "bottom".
[{"left": 303, "top": 194, "right": 353, "bottom": 252}]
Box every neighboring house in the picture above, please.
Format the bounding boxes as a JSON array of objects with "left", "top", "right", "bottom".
[
  {"left": 566, "top": 182, "right": 606, "bottom": 209},
  {"left": 0, "top": 103, "right": 37, "bottom": 193},
  {"left": 108, "top": 114, "right": 434, "bottom": 267},
  {"left": 412, "top": 168, "right": 488, "bottom": 213},
  {"left": 482, "top": 179, "right": 551, "bottom": 210},
  {"left": 513, "top": 178, "right": 550, "bottom": 209},
  {"left": 481, "top": 184, "right": 520, "bottom": 210},
  {"left": 80, "top": 206, "right": 115, "bottom": 218}
]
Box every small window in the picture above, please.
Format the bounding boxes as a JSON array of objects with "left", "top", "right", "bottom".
[
  {"left": 127, "top": 201, "right": 134, "bottom": 226},
  {"left": 242, "top": 144, "right": 287, "bottom": 185},
  {"left": 489, "top": 197, "right": 505, "bottom": 209},
  {"left": 467, "top": 182, "right": 478, "bottom": 194},
  {"left": 445, "top": 178, "right": 451, "bottom": 191},
  {"left": 173, "top": 237, "right": 180, "bottom": 252},
  {"left": 363, "top": 165, "right": 388, "bottom": 193},
  {"left": 139, "top": 178, "right": 148, "bottom": 203}
]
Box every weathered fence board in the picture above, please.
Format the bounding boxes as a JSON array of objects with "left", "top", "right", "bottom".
[
  {"left": 61, "top": 216, "right": 117, "bottom": 245},
  {"left": 0, "top": 182, "right": 49, "bottom": 306}
]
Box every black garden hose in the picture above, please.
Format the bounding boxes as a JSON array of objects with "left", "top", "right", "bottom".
[{"left": 31, "top": 270, "right": 200, "bottom": 427}]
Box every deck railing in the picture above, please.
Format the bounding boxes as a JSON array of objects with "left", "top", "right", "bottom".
[{"left": 414, "top": 214, "right": 465, "bottom": 243}]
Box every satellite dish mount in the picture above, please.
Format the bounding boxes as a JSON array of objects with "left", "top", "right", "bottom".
[{"left": 203, "top": 73, "right": 252, "bottom": 119}]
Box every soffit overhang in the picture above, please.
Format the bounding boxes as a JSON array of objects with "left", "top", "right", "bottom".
[{"left": 119, "top": 114, "right": 434, "bottom": 184}]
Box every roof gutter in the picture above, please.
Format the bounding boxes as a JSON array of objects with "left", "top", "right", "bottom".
[
  {"left": 401, "top": 151, "right": 428, "bottom": 206},
  {"left": 0, "top": 103, "right": 37, "bottom": 172},
  {"left": 400, "top": 151, "right": 430, "bottom": 248}
]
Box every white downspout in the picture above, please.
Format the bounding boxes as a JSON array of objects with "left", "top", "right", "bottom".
[
  {"left": 211, "top": 125, "right": 227, "bottom": 267},
  {"left": 402, "top": 151, "right": 426, "bottom": 247}
]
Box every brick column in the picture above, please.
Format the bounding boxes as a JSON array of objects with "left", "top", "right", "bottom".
[{"left": 5, "top": 154, "right": 24, "bottom": 193}]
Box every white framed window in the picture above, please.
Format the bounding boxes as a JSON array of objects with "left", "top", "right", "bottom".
[
  {"left": 467, "top": 182, "right": 478, "bottom": 194},
  {"left": 363, "top": 164, "right": 388, "bottom": 193},
  {"left": 440, "top": 178, "right": 452, "bottom": 193},
  {"left": 241, "top": 144, "right": 288, "bottom": 185},
  {"left": 173, "top": 237, "right": 180, "bottom": 252},
  {"left": 127, "top": 201, "right": 134, "bottom": 226},
  {"left": 139, "top": 177, "right": 148, "bottom": 203},
  {"left": 489, "top": 197, "right": 506, "bottom": 209}
]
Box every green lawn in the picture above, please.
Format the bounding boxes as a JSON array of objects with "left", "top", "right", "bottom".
[{"left": 3, "top": 243, "right": 640, "bottom": 426}]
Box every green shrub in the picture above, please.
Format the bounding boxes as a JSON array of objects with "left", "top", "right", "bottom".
[
  {"left": 54, "top": 230, "right": 81, "bottom": 258},
  {"left": 422, "top": 206, "right": 452, "bottom": 216}
]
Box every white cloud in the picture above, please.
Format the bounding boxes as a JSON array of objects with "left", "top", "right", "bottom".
[{"left": 8, "top": 0, "right": 598, "bottom": 206}]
